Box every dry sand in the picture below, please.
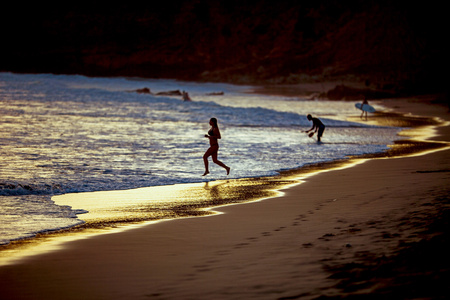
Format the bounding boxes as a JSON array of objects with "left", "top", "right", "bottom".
[{"left": 0, "top": 96, "right": 449, "bottom": 299}]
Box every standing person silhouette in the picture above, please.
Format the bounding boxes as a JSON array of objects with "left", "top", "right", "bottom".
[
  {"left": 203, "top": 118, "right": 230, "bottom": 176},
  {"left": 360, "top": 96, "right": 369, "bottom": 120},
  {"left": 305, "top": 114, "right": 325, "bottom": 142}
]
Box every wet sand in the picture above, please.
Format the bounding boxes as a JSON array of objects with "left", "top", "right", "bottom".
[{"left": 0, "top": 95, "right": 449, "bottom": 299}]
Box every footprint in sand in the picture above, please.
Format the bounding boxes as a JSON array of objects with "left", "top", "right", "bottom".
[
  {"left": 302, "top": 243, "right": 314, "bottom": 248},
  {"left": 274, "top": 226, "right": 286, "bottom": 232},
  {"left": 234, "top": 243, "right": 250, "bottom": 249}
]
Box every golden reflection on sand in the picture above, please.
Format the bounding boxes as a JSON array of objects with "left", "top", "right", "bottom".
[
  {"left": 0, "top": 221, "right": 165, "bottom": 266},
  {"left": 53, "top": 179, "right": 297, "bottom": 227},
  {"left": 0, "top": 178, "right": 294, "bottom": 266}
]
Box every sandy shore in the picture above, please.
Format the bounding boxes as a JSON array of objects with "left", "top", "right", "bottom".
[{"left": 0, "top": 95, "right": 449, "bottom": 299}]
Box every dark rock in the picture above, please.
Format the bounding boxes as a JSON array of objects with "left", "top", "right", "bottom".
[
  {"left": 324, "top": 85, "right": 396, "bottom": 100},
  {"left": 156, "top": 90, "right": 182, "bottom": 96},
  {"left": 135, "top": 88, "right": 152, "bottom": 94}
]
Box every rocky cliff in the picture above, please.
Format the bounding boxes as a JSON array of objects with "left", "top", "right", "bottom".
[{"left": 1, "top": 1, "right": 446, "bottom": 94}]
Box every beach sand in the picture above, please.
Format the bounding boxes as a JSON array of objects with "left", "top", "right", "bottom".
[{"left": 0, "top": 95, "right": 449, "bottom": 299}]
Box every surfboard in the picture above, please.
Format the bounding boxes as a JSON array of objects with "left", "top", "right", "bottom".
[{"left": 355, "top": 103, "right": 376, "bottom": 113}]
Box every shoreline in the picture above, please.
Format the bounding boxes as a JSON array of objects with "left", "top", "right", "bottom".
[
  {"left": 0, "top": 98, "right": 445, "bottom": 255},
  {"left": 0, "top": 94, "right": 449, "bottom": 299},
  {"left": 0, "top": 94, "right": 447, "bottom": 248}
]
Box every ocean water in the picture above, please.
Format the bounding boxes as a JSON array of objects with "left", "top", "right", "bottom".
[{"left": 0, "top": 72, "right": 401, "bottom": 245}]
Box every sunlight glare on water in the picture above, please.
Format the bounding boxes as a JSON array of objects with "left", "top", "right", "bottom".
[{"left": 0, "top": 72, "right": 401, "bottom": 245}]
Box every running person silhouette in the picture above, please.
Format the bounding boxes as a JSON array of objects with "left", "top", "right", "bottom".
[{"left": 203, "top": 118, "right": 230, "bottom": 176}]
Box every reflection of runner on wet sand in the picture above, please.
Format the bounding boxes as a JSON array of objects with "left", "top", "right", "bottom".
[
  {"left": 203, "top": 118, "right": 230, "bottom": 176},
  {"left": 203, "top": 181, "right": 225, "bottom": 200}
]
